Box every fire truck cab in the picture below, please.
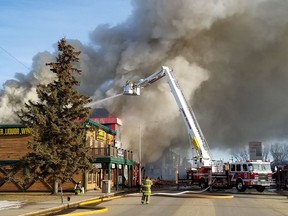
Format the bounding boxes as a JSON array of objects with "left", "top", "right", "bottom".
[{"left": 228, "top": 160, "right": 273, "bottom": 192}]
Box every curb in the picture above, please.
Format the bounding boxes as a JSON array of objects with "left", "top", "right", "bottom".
[
  {"left": 59, "top": 196, "right": 125, "bottom": 216},
  {"left": 19, "top": 193, "right": 120, "bottom": 216}
]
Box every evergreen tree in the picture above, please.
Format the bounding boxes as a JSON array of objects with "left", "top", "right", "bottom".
[{"left": 18, "top": 38, "right": 92, "bottom": 192}]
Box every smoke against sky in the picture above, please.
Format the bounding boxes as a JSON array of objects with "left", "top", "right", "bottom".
[{"left": 1, "top": 0, "right": 288, "bottom": 163}]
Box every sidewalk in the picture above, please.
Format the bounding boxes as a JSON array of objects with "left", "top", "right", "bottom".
[{"left": 1, "top": 190, "right": 125, "bottom": 216}]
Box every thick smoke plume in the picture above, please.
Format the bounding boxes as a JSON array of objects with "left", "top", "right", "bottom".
[{"left": 1, "top": 0, "right": 288, "bottom": 163}]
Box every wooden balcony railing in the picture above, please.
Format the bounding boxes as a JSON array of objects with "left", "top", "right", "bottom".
[{"left": 89, "top": 145, "right": 133, "bottom": 160}]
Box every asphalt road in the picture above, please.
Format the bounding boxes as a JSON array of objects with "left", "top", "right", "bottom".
[{"left": 57, "top": 191, "right": 288, "bottom": 216}]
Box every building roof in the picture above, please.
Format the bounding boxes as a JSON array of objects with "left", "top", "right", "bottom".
[
  {"left": 0, "top": 124, "right": 24, "bottom": 127},
  {"left": 90, "top": 117, "right": 122, "bottom": 125},
  {"left": 86, "top": 119, "right": 116, "bottom": 135}
]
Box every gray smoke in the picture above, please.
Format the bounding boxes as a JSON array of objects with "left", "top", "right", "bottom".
[{"left": 1, "top": 0, "right": 288, "bottom": 163}]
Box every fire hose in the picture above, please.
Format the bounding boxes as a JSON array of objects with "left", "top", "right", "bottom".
[{"left": 58, "top": 185, "right": 233, "bottom": 215}]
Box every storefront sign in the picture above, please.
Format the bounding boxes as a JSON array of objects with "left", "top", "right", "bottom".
[
  {"left": 106, "top": 134, "right": 114, "bottom": 145},
  {"left": 96, "top": 129, "right": 106, "bottom": 141},
  {"left": 0, "top": 127, "right": 31, "bottom": 136},
  {"left": 117, "top": 149, "right": 124, "bottom": 158},
  {"left": 92, "top": 163, "right": 102, "bottom": 168}
]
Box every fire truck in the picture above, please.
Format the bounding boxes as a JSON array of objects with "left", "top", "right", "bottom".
[
  {"left": 190, "top": 160, "right": 273, "bottom": 192},
  {"left": 123, "top": 66, "right": 273, "bottom": 192}
]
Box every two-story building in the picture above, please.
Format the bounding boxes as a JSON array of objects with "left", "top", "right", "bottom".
[{"left": 0, "top": 118, "right": 138, "bottom": 193}]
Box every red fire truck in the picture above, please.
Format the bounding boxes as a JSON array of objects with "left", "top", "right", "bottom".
[
  {"left": 189, "top": 160, "right": 272, "bottom": 192},
  {"left": 123, "top": 66, "right": 273, "bottom": 192}
]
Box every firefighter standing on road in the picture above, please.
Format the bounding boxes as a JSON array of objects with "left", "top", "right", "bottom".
[
  {"left": 74, "top": 181, "right": 81, "bottom": 195},
  {"left": 141, "top": 176, "right": 153, "bottom": 204}
]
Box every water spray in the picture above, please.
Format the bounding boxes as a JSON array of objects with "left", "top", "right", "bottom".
[{"left": 85, "top": 93, "right": 123, "bottom": 108}]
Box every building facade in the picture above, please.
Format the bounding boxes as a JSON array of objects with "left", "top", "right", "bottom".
[
  {"left": 0, "top": 119, "right": 138, "bottom": 193},
  {"left": 145, "top": 148, "right": 180, "bottom": 181}
]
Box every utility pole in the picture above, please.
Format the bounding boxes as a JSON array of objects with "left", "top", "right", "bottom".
[{"left": 139, "top": 123, "right": 142, "bottom": 185}]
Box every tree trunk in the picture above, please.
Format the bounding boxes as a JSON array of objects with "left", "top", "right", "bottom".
[{"left": 53, "top": 180, "right": 59, "bottom": 194}]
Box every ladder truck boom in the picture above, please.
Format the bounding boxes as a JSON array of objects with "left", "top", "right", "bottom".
[{"left": 123, "top": 66, "right": 212, "bottom": 167}]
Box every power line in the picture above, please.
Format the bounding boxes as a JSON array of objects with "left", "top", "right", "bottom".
[{"left": 0, "top": 45, "right": 30, "bottom": 71}]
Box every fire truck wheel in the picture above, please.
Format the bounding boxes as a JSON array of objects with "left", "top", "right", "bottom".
[
  {"left": 199, "top": 178, "right": 208, "bottom": 189},
  {"left": 236, "top": 180, "right": 246, "bottom": 192},
  {"left": 255, "top": 186, "right": 265, "bottom": 192}
]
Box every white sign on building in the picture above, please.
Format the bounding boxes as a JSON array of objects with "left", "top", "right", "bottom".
[{"left": 249, "top": 141, "right": 262, "bottom": 160}]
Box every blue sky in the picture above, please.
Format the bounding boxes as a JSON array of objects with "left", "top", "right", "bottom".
[{"left": 0, "top": 0, "right": 132, "bottom": 88}]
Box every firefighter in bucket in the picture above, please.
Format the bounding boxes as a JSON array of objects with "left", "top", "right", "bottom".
[{"left": 141, "top": 176, "right": 153, "bottom": 204}]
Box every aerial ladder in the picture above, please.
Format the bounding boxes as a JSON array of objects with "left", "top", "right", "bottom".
[{"left": 123, "top": 66, "right": 212, "bottom": 168}]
